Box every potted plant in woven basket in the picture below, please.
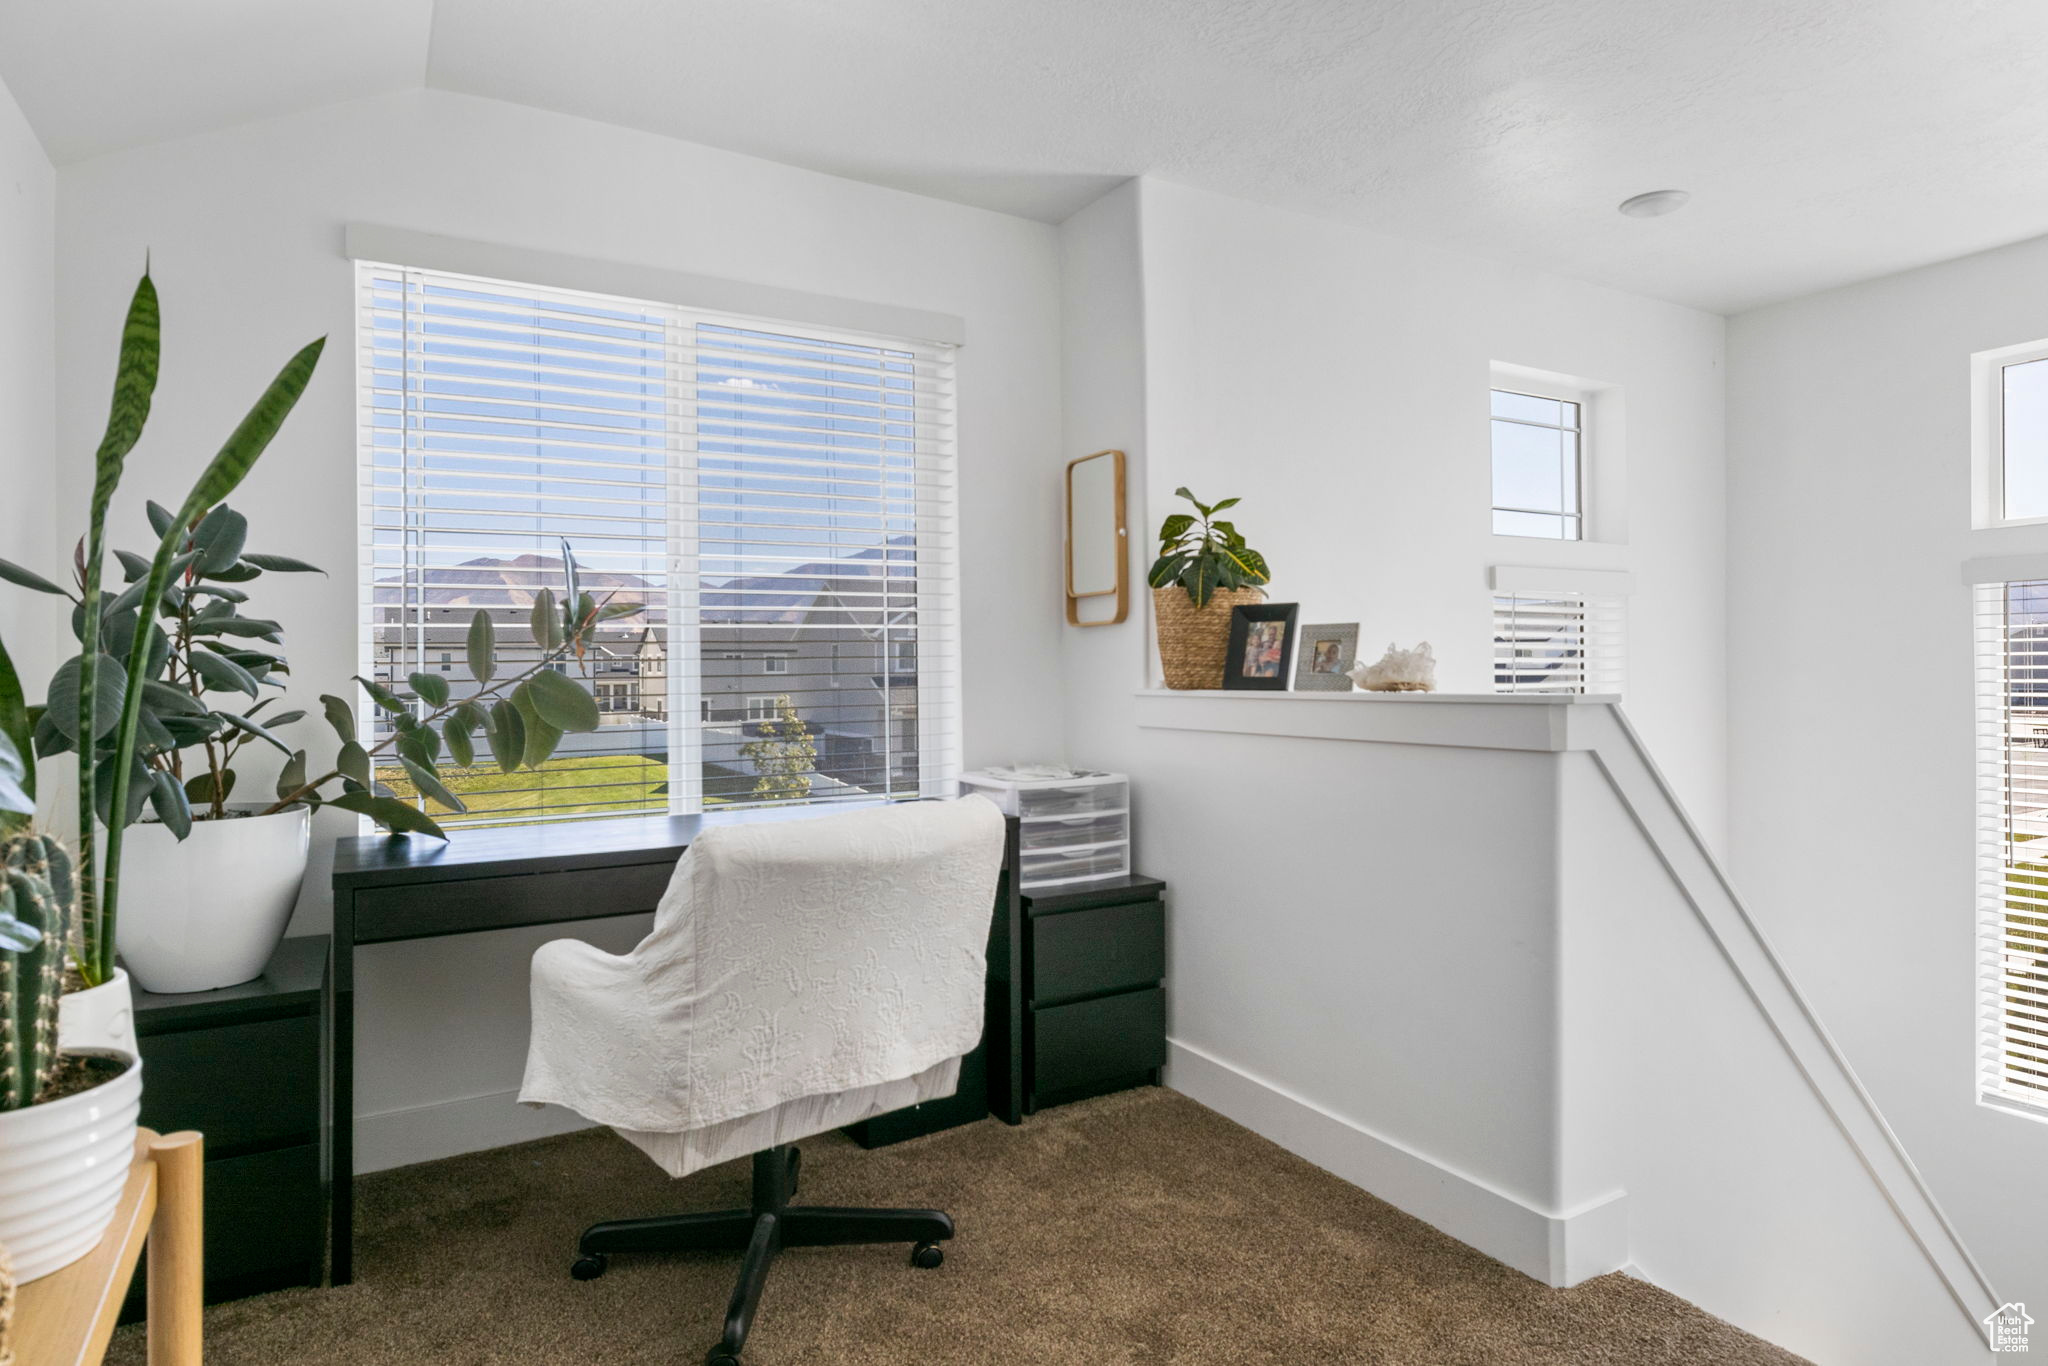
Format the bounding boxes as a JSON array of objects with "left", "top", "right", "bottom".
[{"left": 1147, "top": 488, "right": 1272, "bottom": 689}]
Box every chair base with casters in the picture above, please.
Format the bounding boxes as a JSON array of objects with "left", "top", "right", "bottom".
[{"left": 567, "top": 1143, "right": 953, "bottom": 1366}]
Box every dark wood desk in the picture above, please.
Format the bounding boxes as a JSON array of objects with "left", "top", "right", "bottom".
[
  {"left": 325, "top": 804, "right": 1012, "bottom": 1285},
  {"left": 329, "top": 813, "right": 712, "bottom": 1284}
]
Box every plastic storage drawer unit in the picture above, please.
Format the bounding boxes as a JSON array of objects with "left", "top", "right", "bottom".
[{"left": 959, "top": 770, "right": 1131, "bottom": 890}]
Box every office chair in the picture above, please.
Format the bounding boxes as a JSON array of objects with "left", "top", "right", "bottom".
[{"left": 520, "top": 797, "right": 1006, "bottom": 1366}]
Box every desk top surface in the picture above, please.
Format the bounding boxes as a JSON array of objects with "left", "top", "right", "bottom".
[
  {"left": 330, "top": 802, "right": 905, "bottom": 888},
  {"left": 332, "top": 812, "right": 703, "bottom": 888}
]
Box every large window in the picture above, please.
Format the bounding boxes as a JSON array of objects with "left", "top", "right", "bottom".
[
  {"left": 356, "top": 263, "right": 960, "bottom": 826},
  {"left": 1491, "top": 388, "right": 1582, "bottom": 540},
  {"left": 1975, "top": 580, "right": 2048, "bottom": 1116}
]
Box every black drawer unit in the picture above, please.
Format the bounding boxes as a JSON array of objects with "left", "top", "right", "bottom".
[
  {"left": 122, "top": 934, "right": 328, "bottom": 1318},
  {"left": 994, "top": 873, "right": 1167, "bottom": 1121},
  {"left": 848, "top": 825, "right": 1167, "bottom": 1142}
]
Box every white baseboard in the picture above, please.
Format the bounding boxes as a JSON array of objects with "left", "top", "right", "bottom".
[
  {"left": 355, "top": 1088, "right": 598, "bottom": 1174},
  {"left": 1165, "top": 1038, "right": 1628, "bottom": 1288}
]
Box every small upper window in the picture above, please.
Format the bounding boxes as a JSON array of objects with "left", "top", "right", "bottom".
[
  {"left": 2005, "top": 355, "right": 2048, "bottom": 521},
  {"left": 1491, "top": 389, "right": 1581, "bottom": 540}
]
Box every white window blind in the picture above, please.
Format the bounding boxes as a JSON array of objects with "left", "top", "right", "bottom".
[
  {"left": 1491, "top": 591, "right": 1624, "bottom": 695},
  {"left": 1974, "top": 581, "right": 2048, "bottom": 1115},
  {"left": 356, "top": 262, "right": 959, "bottom": 826}
]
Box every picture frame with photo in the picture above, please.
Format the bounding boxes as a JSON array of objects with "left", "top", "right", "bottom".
[
  {"left": 1293, "top": 623, "right": 1360, "bottom": 691},
  {"left": 1222, "top": 602, "right": 1299, "bottom": 691}
]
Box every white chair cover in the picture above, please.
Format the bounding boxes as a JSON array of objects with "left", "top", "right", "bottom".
[{"left": 519, "top": 796, "right": 1005, "bottom": 1176}]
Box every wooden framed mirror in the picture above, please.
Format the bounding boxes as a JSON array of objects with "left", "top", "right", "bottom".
[{"left": 1066, "top": 449, "right": 1128, "bottom": 626}]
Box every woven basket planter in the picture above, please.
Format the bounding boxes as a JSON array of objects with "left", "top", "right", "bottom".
[{"left": 1153, "top": 586, "right": 1266, "bottom": 690}]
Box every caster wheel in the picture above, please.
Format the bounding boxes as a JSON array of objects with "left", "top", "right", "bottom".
[
  {"left": 911, "top": 1241, "right": 945, "bottom": 1269},
  {"left": 570, "top": 1253, "right": 608, "bottom": 1281},
  {"left": 705, "top": 1353, "right": 741, "bottom": 1366}
]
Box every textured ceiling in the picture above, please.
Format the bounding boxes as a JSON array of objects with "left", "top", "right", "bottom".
[{"left": 6, "top": 0, "right": 2048, "bottom": 312}]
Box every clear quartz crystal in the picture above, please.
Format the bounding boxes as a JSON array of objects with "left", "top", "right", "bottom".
[{"left": 1349, "top": 642, "right": 1436, "bottom": 693}]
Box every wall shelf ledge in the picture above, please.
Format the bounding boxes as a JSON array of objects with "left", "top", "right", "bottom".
[{"left": 1132, "top": 688, "right": 1619, "bottom": 753}]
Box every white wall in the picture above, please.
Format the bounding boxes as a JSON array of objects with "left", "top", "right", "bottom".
[
  {"left": 52, "top": 88, "right": 1067, "bottom": 1167},
  {"left": 1121, "top": 692, "right": 1980, "bottom": 1363},
  {"left": 0, "top": 75, "right": 56, "bottom": 695},
  {"left": 1728, "top": 234, "right": 2048, "bottom": 1317},
  {"left": 1125, "top": 179, "right": 1729, "bottom": 829},
  {"left": 1059, "top": 179, "right": 1730, "bottom": 1170},
  {"left": 1054, "top": 180, "right": 1993, "bottom": 1357}
]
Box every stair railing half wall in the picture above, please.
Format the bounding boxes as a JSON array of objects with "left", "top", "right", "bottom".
[{"left": 1578, "top": 703, "right": 2000, "bottom": 1331}]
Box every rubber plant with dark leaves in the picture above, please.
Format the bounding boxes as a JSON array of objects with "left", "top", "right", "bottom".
[
  {"left": 15, "top": 503, "right": 635, "bottom": 845},
  {"left": 20, "top": 500, "right": 326, "bottom": 826},
  {"left": 255, "top": 547, "right": 641, "bottom": 841},
  {"left": 1145, "top": 487, "right": 1271, "bottom": 607}
]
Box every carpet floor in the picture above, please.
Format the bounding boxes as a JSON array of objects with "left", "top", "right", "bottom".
[{"left": 109, "top": 1087, "right": 1807, "bottom": 1365}]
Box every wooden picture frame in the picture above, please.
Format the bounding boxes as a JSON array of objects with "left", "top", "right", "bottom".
[
  {"left": 1065, "top": 449, "right": 1128, "bottom": 626},
  {"left": 1222, "top": 602, "right": 1299, "bottom": 690}
]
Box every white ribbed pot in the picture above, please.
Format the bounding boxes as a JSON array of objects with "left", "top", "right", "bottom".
[
  {"left": 55, "top": 970, "right": 137, "bottom": 1057},
  {"left": 0, "top": 1051, "right": 141, "bottom": 1283},
  {"left": 116, "top": 804, "right": 310, "bottom": 995}
]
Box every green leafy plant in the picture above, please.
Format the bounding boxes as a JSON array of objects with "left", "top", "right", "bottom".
[
  {"left": 0, "top": 269, "right": 646, "bottom": 991},
  {"left": 8, "top": 516, "right": 636, "bottom": 846},
  {"left": 248, "top": 555, "right": 643, "bottom": 841},
  {"left": 0, "top": 271, "right": 325, "bottom": 985},
  {"left": 738, "top": 695, "right": 817, "bottom": 805},
  {"left": 67, "top": 272, "right": 323, "bottom": 986},
  {"left": 1145, "top": 487, "right": 1270, "bottom": 608},
  {"left": 7, "top": 500, "right": 324, "bottom": 831}
]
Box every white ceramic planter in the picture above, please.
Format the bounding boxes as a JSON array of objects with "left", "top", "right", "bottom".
[
  {"left": 116, "top": 804, "right": 311, "bottom": 994},
  {"left": 0, "top": 1050, "right": 141, "bottom": 1283},
  {"left": 55, "top": 969, "right": 138, "bottom": 1056}
]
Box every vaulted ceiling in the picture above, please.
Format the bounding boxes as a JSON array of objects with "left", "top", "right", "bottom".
[{"left": 5, "top": 0, "right": 2047, "bottom": 313}]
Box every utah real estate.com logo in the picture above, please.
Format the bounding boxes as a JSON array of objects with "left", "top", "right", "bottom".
[{"left": 1988, "top": 1302, "right": 2034, "bottom": 1353}]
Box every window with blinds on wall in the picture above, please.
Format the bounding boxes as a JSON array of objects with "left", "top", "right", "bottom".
[
  {"left": 1491, "top": 590, "right": 1625, "bottom": 695},
  {"left": 1974, "top": 580, "right": 2048, "bottom": 1115},
  {"left": 356, "top": 262, "right": 960, "bottom": 826}
]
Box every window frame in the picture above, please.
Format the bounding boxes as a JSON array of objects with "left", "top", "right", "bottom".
[
  {"left": 1973, "top": 337, "right": 2048, "bottom": 529},
  {"left": 1490, "top": 383, "right": 1586, "bottom": 542}
]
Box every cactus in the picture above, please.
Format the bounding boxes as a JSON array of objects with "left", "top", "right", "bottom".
[{"left": 0, "top": 833, "right": 75, "bottom": 1111}]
